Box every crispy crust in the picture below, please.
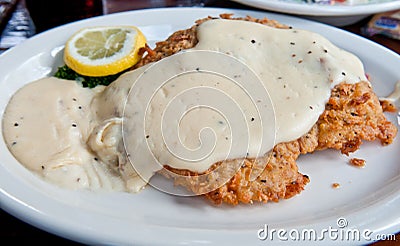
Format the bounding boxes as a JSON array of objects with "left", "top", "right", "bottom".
[
  {"left": 317, "top": 82, "right": 397, "bottom": 154},
  {"left": 135, "top": 14, "right": 397, "bottom": 205}
]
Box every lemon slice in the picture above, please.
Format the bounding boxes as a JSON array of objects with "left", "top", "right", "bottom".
[{"left": 64, "top": 26, "right": 146, "bottom": 77}]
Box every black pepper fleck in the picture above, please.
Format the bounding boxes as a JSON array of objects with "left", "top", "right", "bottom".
[
  {"left": 78, "top": 106, "right": 82, "bottom": 109},
  {"left": 72, "top": 123, "right": 77, "bottom": 127},
  {"left": 146, "top": 135, "right": 150, "bottom": 138},
  {"left": 309, "top": 106, "right": 313, "bottom": 110},
  {"left": 14, "top": 123, "right": 19, "bottom": 127},
  {"left": 324, "top": 49, "right": 328, "bottom": 53},
  {"left": 94, "top": 157, "right": 98, "bottom": 161},
  {"left": 260, "top": 179, "right": 266, "bottom": 183},
  {"left": 290, "top": 42, "right": 295, "bottom": 45},
  {"left": 308, "top": 51, "right": 312, "bottom": 54},
  {"left": 12, "top": 141, "right": 17, "bottom": 146},
  {"left": 342, "top": 72, "right": 346, "bottom": 76},
  {"left": 72, "top": 98, "right": 77, "bottom": 101},
  {"left": 41, "top": 165, "right": 45, "bottom": 170},
  {"left": 251, "top": 39, "right": 256, "bottom": 44},
  {"left": 251, "top": 117, "right": 255, "bottom": 121},
  {"left": 196, "top": 67, "right": 200, "bottom": 71}
]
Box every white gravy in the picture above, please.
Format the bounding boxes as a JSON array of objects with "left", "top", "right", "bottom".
[{"left": 2, "top": 19, "right": 368, "bottom": 192}]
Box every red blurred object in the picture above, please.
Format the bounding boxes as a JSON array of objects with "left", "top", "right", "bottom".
[{"left": 25, "top": 0, "right": 104, "bottom": 33}]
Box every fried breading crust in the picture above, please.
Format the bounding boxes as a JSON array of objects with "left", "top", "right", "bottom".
[
  {"left": 317, "top": 82, "right": 397, "bottom": 154},
  {"left": 135, "top": 14, "right": 397, "bottom": 205}
]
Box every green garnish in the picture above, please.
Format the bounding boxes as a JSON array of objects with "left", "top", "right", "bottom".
[{"left": 54, "top": 65, "right": 124, "bottom": 88}]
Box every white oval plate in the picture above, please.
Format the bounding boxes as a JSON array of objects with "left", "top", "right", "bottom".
[
  {"left": 231, "top": 0, "right": 400, "bottom": 25},
  {"left": 0, "top": 7, "right": 399, "bottom": 245}
]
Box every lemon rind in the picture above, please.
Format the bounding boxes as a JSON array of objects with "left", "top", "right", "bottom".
[{"left": 64, "top": 26, "right": 147, "bottom": 77}]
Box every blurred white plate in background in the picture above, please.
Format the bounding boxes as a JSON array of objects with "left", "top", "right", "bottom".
[
  {"left": 0, "top": 7, "right": 399, "bottom": 245},
  {"left": 231, "top": 0, "right": 400, "bottom": 25}
]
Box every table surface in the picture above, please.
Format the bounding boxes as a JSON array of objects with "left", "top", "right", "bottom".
[{"left": 0, "top": 0, "right": 399, "bottom": 245}]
